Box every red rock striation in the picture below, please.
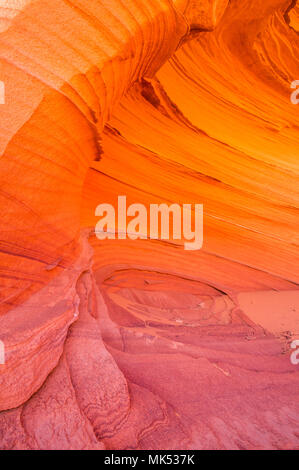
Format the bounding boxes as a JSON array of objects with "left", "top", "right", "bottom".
[{"left": 0, "top": 0, "right": 298, "bottom": 450}]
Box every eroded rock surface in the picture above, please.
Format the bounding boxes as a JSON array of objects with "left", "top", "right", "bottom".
[{"left": 0, "top": 0, "right": 298, "bottom": 450}]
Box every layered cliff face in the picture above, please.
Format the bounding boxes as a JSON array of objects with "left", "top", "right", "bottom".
[{"left": 0, "top": 0, "right": 298, "bottom": 450}]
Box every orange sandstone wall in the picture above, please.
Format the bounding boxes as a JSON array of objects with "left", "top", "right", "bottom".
[{"left": 0, "top": 0, "right": 298, "bottom": 450}]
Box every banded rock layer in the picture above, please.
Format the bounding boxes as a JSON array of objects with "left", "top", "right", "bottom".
[{"left": 0, "top": 0, "right": 298, "bottom": 450}]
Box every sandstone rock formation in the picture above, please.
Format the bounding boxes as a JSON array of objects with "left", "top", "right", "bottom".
[{"left": 0, "top": 0, "right": 298, "bottom": 450}]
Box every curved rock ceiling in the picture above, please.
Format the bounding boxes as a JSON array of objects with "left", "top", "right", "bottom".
[{"left": 0, "top": 0, "right": 298, "bottom": 450}]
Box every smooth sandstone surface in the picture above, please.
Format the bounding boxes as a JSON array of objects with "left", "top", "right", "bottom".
[{"left": 0, "top": 0, "right": 298, "bottom": 450}]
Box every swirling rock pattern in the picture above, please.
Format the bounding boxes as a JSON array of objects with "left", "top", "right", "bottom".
[{"left": 0, "top": 0, "right": 298, "bottom": 450}]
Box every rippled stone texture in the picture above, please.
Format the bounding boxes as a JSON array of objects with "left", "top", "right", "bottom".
[{"left": 0, "top": 0, "right": 298, "bottom": 450}]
